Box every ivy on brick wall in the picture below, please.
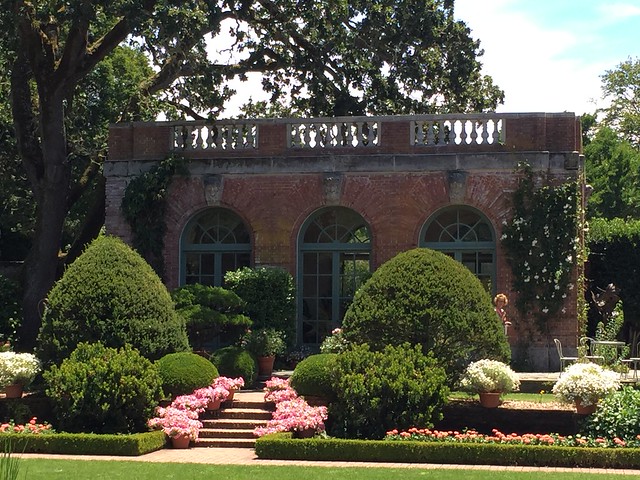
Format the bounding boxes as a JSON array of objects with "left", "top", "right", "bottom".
[
  {"left": 501, "top": 163, "right": 580, "bottom": 332},
  {"left": 121, "top": 155, "right": 187, "bottom": 276}
]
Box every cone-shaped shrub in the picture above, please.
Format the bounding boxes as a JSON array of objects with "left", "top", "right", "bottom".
[
  {"left": 38, "top": 236, "right": 189, "bottom": 366},
  {"left": 341, "top": 248, "right": 510, "bottom": 381}
]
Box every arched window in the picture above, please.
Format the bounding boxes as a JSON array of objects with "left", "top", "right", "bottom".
[
  {"left": 181, "top": 208, "right": 251, "bottom": 286},
  {"left": 298, "top": 207, "right": 371, "bottom": 345},
  {"left": 420, "top": 206, "right": 495, "bottom": 292}
]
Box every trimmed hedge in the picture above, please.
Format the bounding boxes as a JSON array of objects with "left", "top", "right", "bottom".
[
  {"left": 341, "top": 248, "right": 510, "bottom": 382},
  {"left": 156, "top": 352, "right": 219, "bottom": 397},
  {"left": 255, "top": 434, "right": 640, "bottom": 469},
  {"left": 0, "top": 430, "right": 165, "bottom": 456},
  {"left": 289, "top": 354, "right": 337, "bottom": 398},
  {"left": 210, "top": 346, "right": 257, "bottom": 387}
]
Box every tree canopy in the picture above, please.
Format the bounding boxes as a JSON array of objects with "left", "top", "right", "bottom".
[
  {"left": 0, "top": 0, "right": 503, "bottom": 347},
  {"left": 600, "top": 57, "right": 640, "bottom": 148}
]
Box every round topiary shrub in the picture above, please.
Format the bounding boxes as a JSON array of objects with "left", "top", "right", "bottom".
[
  {"left": 210, "top": 346, "right": 257, "bottom": 387},
  {"left": 44, "top": 342, "right": 164, "bottom": 434},
  {"left": 341, "top": 248, "right": 510, "bottom": 381},
  {"left": 289, "top": 353, "right": 337, "bottom": 398},
  {"left": 37, "top": 235, "right": 189, "bottom": 366},
  {"left": 329, "top": 343, "right": 449, "bottom": 440},
  {"left": 156, "top": 352, "right": 219, "bottom": 397}
]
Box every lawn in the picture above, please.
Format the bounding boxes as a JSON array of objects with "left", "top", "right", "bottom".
[
  {"left": 449, "top": 391, "right": 558, "bottom": 403},
  {"left": 14, "top": 459, "right": 636, "bottom": 479}
]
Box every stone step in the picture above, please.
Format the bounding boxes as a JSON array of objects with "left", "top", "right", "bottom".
[
  {"left": 215, "top": 408, "right": 272, "bottom": 421},
  {"left": 202, "top": 418, "right": 267, "bottom": 429},
  {"left": 199, "top": 428, "right": 257, "bottom": 439},
  {"left": 195, "top": 437, "right": 256, "bottom": 448}
]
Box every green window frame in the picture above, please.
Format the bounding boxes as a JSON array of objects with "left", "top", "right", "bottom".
[
  {"left": 298, "top": 207, "right": 371, "bottom": 345},
  {"left": 180, "top": 208, "right": 251, "bottom": 286},
  {"left": 419, "top": 206, "right": 496, "bottom": 292}
]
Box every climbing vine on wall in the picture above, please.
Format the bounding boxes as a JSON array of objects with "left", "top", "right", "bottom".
[
  {"left": 501, "top": 163, "right": 580, "bottom": 331},
  {"left": 121, "top": 155, "right": 187, "bottom": 276}
]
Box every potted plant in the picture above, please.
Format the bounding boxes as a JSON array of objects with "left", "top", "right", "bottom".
[
  {"left": 242, "top": 329, "right": 286, "bottom": 376},
  {"left": 192, "top": 385, "right": 229, "bottom": 411},
  {"left": 459, "top": 359, "right": 520, "bottom": 408},
  {"left": 552, "top": 362, "right": 620, "bottom": 414},
  {"left": 147, "top": 406, "right": 203, "bottom": 448},
  {"left": 212, "top": 376, "right": 245, "bottom": 403},
  {"left": 0, "top": 351, "right": 41, "bottom": 398},
  {"left": 254, "top": 397, "right": 328, "bottom": 438}
]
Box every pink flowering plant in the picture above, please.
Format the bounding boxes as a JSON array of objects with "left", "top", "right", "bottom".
[
  {"left": 263, "top": 376, "right": 289, "bottom": 393},
  {"left": 265, "top": 386, "right": 298, "bottom": 403},
  {"left": 193, "top": 385, "right": 229, "bottom": 405},
  {"left": 254, "top": 397, "right": 328, "bottom": 437},
  {"left": 0, "top": 417, "right": 54, "bottom": 435},
  {"left": 147, "top": 406, "right": 203, "bottom": 441},
  {"left": 214, "top": 376, "right": 244, "bottom": 391},
  {"left": 385, "top": 427, "right": 640, "bottom": 448},
  {"left": 170, "top": 393, "right": 209, "bottom": 413}
]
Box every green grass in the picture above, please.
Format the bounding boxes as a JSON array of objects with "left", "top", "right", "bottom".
[
  {"left": 13, "top": 459, "right": 633, "bottom": 479},
  {"left": 450, "top": 392, "right": 558, "bottom": 403}
]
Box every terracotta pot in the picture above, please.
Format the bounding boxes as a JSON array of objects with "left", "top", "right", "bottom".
[
  {"left": 170, "top": 435, "right": 191, "bottom": 449},
  {"left": 226, "top": 388, "right": 236, "bottom": 402},
  {"left": 207, "top": 398, "right": 222, "bottom": 411},
  {"left": 257, "top": 356, "right": 276, "bottom": 376},
  {"left": 293, "top": 427, "right": 316, "bottom": 439},
  {"left": 478, "top": 392, "right": 502, "bottom": 408},
  {"left": 575, "top": 399, "right": 597, "bottom": 415},
  {"left": 3, "top": 383, "right": 23, "bottom": 399}
]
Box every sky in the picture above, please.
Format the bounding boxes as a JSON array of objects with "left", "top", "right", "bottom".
[
  {"left": 454, "top": 0, "right": 640, "bottom": 115},
  {"left": 218, "top": 0, "right": 640, "bottom": 117}
]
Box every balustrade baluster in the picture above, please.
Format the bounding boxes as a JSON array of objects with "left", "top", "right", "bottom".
[
  {"left": 469, "top": 121, "right": 479, "bottom": 145},
  {"left": 480, "top": 120, "right": 489, "bottom": 144},
  {"left": 194, "top": 127, "right": 204, "bottom": 149}
]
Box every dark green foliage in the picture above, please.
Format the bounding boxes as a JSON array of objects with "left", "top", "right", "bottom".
[
  {"left": 0, "top": 431, "right": 165, "bottom": 456},
  {"left": 289, "top": 354, "right": 337, "bottom": 398},
  {"left": 225, "top": 267, "right": 296, "bottom": 347},
  {"left": 210, "top": 346, "right": 258, "bottom": 387},
  {"left": 255, "top": 434, "right": 640, "bottom": 468},
  {"left": 37, "top": 236, "right": 189, "bottom": 366},
  {"left": 0, "top": 274, "right": 21, "bottom": 343},
  {"left": 156, "top": 352, "right": 218, "bottom": 397},
  {"left": 341, "top": 248, "right": 510, "bottom": 381},
  {"left": 172, "top": 283, "right": 252, "bottom": 351},
  {"left": 588, "top": 218, "right": 640, "bottom": 334},
  {"left": 582, "top": 387, "right": 640, "bottom": 441},
  {"left": 328, "top": 343, "right": 449, "bottom": 440},
  {"left": 43, "top": 342, "right": 164, "bottom": 434},
  {"left": 121, "top": 155, "right": 187, "bottom": 275}
]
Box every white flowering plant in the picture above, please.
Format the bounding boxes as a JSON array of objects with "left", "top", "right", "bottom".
[
  {"left": 552, "top": 362, "right": 620, "bottom": 406},
  {"left": 0, "top": 352, "right": 41, "bottom": 388},
  {"left": 459, "top": 359, "right": 520, "bottom": 394},
  {"left": 501, "top": 163, "right": 579, "bottom": 330}
]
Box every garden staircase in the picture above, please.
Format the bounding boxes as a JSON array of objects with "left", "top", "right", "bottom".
[{"left": 196, "top": 390, "right": 270, "bottom": 448}]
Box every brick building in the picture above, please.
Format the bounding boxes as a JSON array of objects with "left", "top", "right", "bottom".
[{"left": 105, "top": 113, "right": 582, "bottom": 370}]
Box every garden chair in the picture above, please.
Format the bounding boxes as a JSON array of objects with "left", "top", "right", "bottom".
[
  {"left": 578, "top": 336, "right": 605, "bottom": 364},
  {"left": 621, "top": 343, "right": 640, "bottom": 381},
  {"left": 554, "top": 338, "right": 578, "bottom": 371}
]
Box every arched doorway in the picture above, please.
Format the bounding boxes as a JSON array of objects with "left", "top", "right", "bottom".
[
  {"left": 420, "top": 206, "right": 496, "bottom": 292},
  {"left": 298, "top": 207, "right": 371, "bottom": 345},
  {"left": 180, "top": 208, "right": 251, "bottom": 286}
]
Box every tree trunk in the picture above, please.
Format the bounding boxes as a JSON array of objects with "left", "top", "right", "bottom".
[{"left": 19, "top": 92, "right": 70, "bottom": 350}]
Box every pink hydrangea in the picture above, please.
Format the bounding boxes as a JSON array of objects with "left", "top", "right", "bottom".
[
  {"left": 148, "top": 406, "right": 203, "bottom": 441},
  {"left": 254, "top": 397, "right": 328, "bottom": 437}
]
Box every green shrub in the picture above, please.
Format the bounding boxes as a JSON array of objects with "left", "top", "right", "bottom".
[
  {"left": 328, "top": 343, "right": 449, "bottom": 440},
  {"left": 0, "top": 274, "right": 21, "bottom": 344},
  {"left": 582, "top": 387, "right": 640, "bottom": 440},
  {"left": 37, "top": 236, "right": 189, "bottom": 366},
  {"left": 210, "top": 346, "right": 257, "bottom": 387},
  {"left": 255, "top": 434, "right": 640, "bottom": 469},
  {"left": 156, "top": 352, "right": 218, "bottom": 396},
  {"left": 0, "top": 431, "right": 165, "bottom": 455},
  {"left": 341, "top": 248, "right": 510, "bottom": 381},
  {"left": 172, "top": 283, "right": 252, "bottom": 351},
  {"left": 225, "top": 267, "right": 296, "bottom": 346},
  {"left": 289, "top": 354, "right": 337, "bottom": 398},
  {"left": 44, "top": 342, "right": 164, "bottom": 434}
]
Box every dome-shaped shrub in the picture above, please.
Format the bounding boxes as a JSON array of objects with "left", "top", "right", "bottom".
[
  {"left": 289, "top": 353, "right": 337, "bottom": 398},
  {"left": 156, "top": 352, "right": 218, "bottom": 397},
  {"left": 210, "top": 346, "right": 257, "bottom": 387},
  {"left": 37, "top": 236, "right": 189, "bottom": 366},
  {"left": 44, "top": 342, "right": 164, "bottom": 434},
  {"left": 342, "top": 248, "right": 510, "bottom": 381}
]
